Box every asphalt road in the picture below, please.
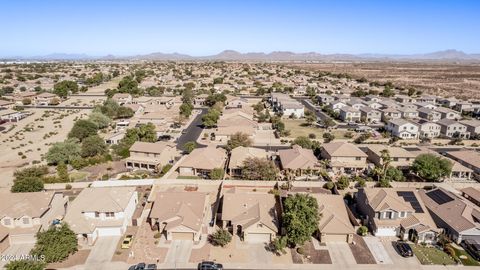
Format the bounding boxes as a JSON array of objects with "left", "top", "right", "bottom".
[
  {"left": 295, "top": 97, "right": 333, "bottom": 123},
  {"left": 176, "top": 108, "right": 208, "bottom": 151}
]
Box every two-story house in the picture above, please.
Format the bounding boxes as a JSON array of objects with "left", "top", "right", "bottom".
[
  {"left": 0, "top": 191, "right": 68, "bottom": 252},
  {"left": 125, "top": 141, "right": 179, "bottom": 172},
  {"left": 385, "top": 119, "right": 419, "bottom": 139},
  {"left": 365, "top": 145, "right": 415, "bottom": 170},
  {"left": 339, "top": 106, "right": 361, "bottom": 122},
  {"left": 418, "top": 107, "right": 442, "bottom": 122},
  {"left": 64, "top": 187, "right": 138, "bottom": 245},
  {"left": 411, "top": 119, "right": 441, "bottom": 138},
  {"left": 320, "top": 142, "right": 368, "bottom": 174},
  {"left": 356, "top": 188, "right": 441, "bottom": 243},
  {"left": 437, "top": 119, "right": 470, "bottom": 138},
  {"left": 360, "top": 107, "right": 381, "bottom": 123}
]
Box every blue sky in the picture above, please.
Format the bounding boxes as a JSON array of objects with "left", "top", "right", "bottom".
[{"left": 0, "top": 0, "right": 478, "bottom": 56}]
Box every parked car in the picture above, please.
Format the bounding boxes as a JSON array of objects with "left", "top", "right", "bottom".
[
  {"left": 121, "top": 234, "right": 134, "bottom": 249},
  {"left": 462, "top": 239, "right": 480, "bottom": 261},
  {"left": 394, "top": 241, "right": 413, "bottom": 257},
  {"left": 198, "top": 261, "right": 223, "bottom": 270},
  {"left": 128, "top": 262, "right": 146, "bottom": 270},
  {"left": 145, "top": 264, "right": 157, "bottom": 270}
]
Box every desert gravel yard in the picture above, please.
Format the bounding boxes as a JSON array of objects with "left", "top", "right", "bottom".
[{"left": 291, "top": 241, "right": 332, "bottom": 264}]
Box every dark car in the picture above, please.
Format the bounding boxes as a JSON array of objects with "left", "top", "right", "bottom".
[
  {"left": 395, "top": 241, "right": 413, "bottom": 257},
  {"left": 198, "top": 261, "right": 223, "bottom": 270},
  {"left": 462, "top": 239, "right": 480, "bottom": 261},
  {"left": 128, "top": 263, "right": 146, "bottom": 270},
  {"left": 145, "top": 264, "right": 157, "bottom": 270}
]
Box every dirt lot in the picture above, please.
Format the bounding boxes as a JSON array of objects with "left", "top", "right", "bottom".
[{"left": 289, "top": 62, "right": 480, "bottom": 99}]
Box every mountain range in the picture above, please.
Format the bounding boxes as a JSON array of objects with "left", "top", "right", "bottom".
[{"left": 3, "top": 49, "right": 480, "bottom": 62}]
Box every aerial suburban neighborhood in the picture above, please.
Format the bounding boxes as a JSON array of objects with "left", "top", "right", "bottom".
[{"left": 1, "top": 1, "right": 480, "bottom": 270}]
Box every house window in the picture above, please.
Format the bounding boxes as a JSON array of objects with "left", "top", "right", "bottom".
[
  {"left": 105, "top": 212, "right": 115, "bottom": 218},
  {"left": 3, "top": 218, "right": 11, "bottom": 226},
  {"left": 95, "top": 212, "right": 100, "bottom": 218},
  {"left": 393, "top": 157, "right": 399, "bottom": 161},
  {"left": 355, "top": 157, "right": 361, "bottom": 161},
  {"left": 22, "top": 217, "right": 29, "bottom": 225}
]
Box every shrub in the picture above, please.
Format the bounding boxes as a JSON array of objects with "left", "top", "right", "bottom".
[{"left": 210, "top": 229, "right": 232, "bottom": 247}]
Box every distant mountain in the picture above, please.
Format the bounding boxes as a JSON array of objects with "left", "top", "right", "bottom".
[{"left": 2, "top": 49, "right": 480, "bottom": 61}]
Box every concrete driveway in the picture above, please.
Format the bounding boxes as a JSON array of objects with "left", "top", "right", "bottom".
[
  {"left": 84, "top": 236, "right": 120, "bottom": 270},
  {"left": 0, "top": 243, "right": 35, "bottom": 269},
  {"left": 383, "top": 241, "right": 420, "bottom": 266},
  {"left": 164, "top": 240, "right": 193, "bottom": 264},
  {"left": 363, "top": 237, "right": 393, "bottom": 264},
  {"left": 328, "top": 242, "right": 356, "bottom": 265}
]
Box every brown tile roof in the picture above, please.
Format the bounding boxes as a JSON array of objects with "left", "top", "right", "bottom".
[
  {"left": 363, "top": 188, "right": 414, "bottom": 212},
  {"left": 278, "top": 145, "right": 319, "bottom": 170},
  {"left": 461, "top": 187, "right": 480, "bottom": 201},
  {"left": 312, "top": 194, "right": 354, "bottom": 235},
  {"left": 420, "top": 188, "right": 480, "bottom": 233},
  {"left": 321, "top": 142, "right": 367, "bottom": 158},
  {"left": 228, "top": 147, "right": 268, "bottom": 169},
  {"left": 222, "top": 189, "right": 277, "bottom": 232},
  {"left": 129, "top": 141, "right": 175, "bottom": 154},
  {"left": 365, "top": 145, "right": 415, "bottom": 159},
  {"left": 0, "top": 190, "right": 56, "bottom": 219},
  {"left": 179, "top": 146, "right": 227, "bottom": 170},
  {"left": 447, "top": 150, "right": 480, "bottom": 170},
  {"left": 149, "top": 191, "right": 208, "bottom": 232}
]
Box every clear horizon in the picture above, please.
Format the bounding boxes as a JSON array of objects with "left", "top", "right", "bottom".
[{"left": 1, "top": 0, "right": 479, "bottom": 57}]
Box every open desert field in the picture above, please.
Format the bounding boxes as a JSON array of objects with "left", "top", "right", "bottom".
[{"left": 290, "top": 62, "right": 480, "bottom": 99}]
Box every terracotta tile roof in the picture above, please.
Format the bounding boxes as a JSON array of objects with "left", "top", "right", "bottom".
[{"left": 278, "top": 145, "right": 319, "bottom": 170}]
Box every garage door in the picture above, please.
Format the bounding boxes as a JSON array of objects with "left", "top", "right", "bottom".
[
  {"left": 375, "top": 228, "right": 396, "bottom": 237},
  {"left": 9, "top": 234, "right": 36, "bottom": 244},
  {"left": 245, "top": 233, "right": 271, "bottom": 243},
  {"left": 321, "top": 234, "right": 348, "bottom": 243},
  {"left": 172, "top": 232, "right": 194, "bottom": 240},
  {"left": 97, "top": 227, "right": 122, "bottom": 237},
  {"left": 463, "top": 235, "right": 480, "bottom": 243}
]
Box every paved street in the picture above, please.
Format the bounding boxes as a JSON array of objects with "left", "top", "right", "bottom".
[
  {"left": 83, "top": 236, "right": 121, "bottom": 270},
  {"left": 176, "top": 108, "right": 208, "bottom": 150}
]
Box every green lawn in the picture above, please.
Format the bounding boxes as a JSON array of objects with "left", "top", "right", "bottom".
[
  {"left": 410, "top": 245, "right": 456, "bottom": 265},
  {"left": 283, "top": 119, "right": 351, "bottom": 139},
  {"left": 454, "top": 247, "right": 480, "bottom": 266}
]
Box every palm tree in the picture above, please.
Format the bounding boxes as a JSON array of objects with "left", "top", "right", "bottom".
[{"left": 380, "top": 149, "right": 391, "bottom": 181}]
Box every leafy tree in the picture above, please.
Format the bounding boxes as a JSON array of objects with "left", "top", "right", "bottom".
[
  {"left": 113, "top": 123, "right": 157, "bottom": 157},
  {"left": 88, "top": 112, "right": 111, "bottom": 129},
  {"left": 323, "top": 132, "right": 335, "bottom": 143},
  {"left": 22, "top": 98, "right": 32, "bottom": 105},
  {"left": 411, "top": 154, "right": 453, "bottom": 182},
  {"left": 381, "top": 86, "right": 395, "bottom": 97},
  {"left": 210, "top": 168, "right": 224, "bottom": 180},
  {"left": 5, "top": 260, "right": 46, "bottom": 270},
  {"left": 205, "top": 93, "right": 227, "bottom": 107},
  {"left": 183, "top": 141, "right": 197, "bottom": 154},
  {"left": 116, "top": 106, "right": 134, "bottom": 119},
  {"left": 11, "top": 176, "right": 44, "bottom": 193},
  {"left": 31, "top": 223, "right": 78, "bottom": 263},
  {"left": 241, "top": 157, "right": 279, "bottom": 181},
  {"left": 292, "top": 136, "right": 313, "bottom": 149},
  {"left": 357, "top": 226, "right": 368, "bottom": 236},
  {"left": 81, "top": 135, "right": 107, "bottom": 157},
  {"left": 117, "top": 76, "right": 140, "bottom": 95},
  {"left": 283, "top": 194, "right": 320, "bottom": 246},
  {"left": 57, "top": 163, "right": 70, "bottom": 182},
  {"left": 180, "top": 103, "right": 193, "bottom": 117},
  {"left": 336, "top": 176, "right": 350, "bottom": 190},
  {"left": 54, "top": 80, "right": 78, "bottom": 98},
  {"left": 46, "top": 138, "right": 81, "bottom": 165},
  {"left": 385, "top": 166, "right": 405, "bottom": 182},
  {"left": 304, "top": 110, "right": 316, "bottom": 126},
  {"left": 202, "top": 108, "right": 221, "bottom": 128},
  {"left": 210, "top": 229, "right": 231, "bottom": 247},
  {"left": 354, "top": 133, "right": 371, "bottom": 144},
  {"left": 226, "top": 132, "right": 253, "bottom": 150},
  {"left": 270, "top": 236, "right": 288, "bottom": 255},
  {"left": 68, "top": 119, "right": 98, "bottom": 142}
]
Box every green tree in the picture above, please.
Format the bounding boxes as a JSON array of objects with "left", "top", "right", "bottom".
[
  {"left": 381, "top": 86, "right": 395, "bottom": 97},
  {"left": 202, "top": 108, "right": 221, "bottom": 128},
  {"left": 5, "top": 260, "right": 46, "bottom": 270},
  {"left": 241, "top": 157, "right": 279, "bottom": 181},
  {"left": 57, "top": 163, "right": 70, "bottom": 182},
  {"left": 292, "top": 136, "right": 313, "bottom": 149},
  {"left": 31, "top": 223, "right": 78, "bottom": 263},
  {"left": 323, "top": 132, "right": 335, "bottom": 143},
  {"left": 183, "top": 141, "right": 197, "bottom": 154},
  {"left": 385, "top": 166, "right": 405, "bottom": 182},
  {"left": 210, "top": 228, "right": 232, "bottom": 247},
  {"left": 357, "top": 226, "right": 368, "bottom": 236},
  {"left": 336, "top": 176, "right": 350, "bottom": 190},
  {"left": 304, "top": 110, "right": 316, "bottom": 126},
  {"left": 81, "top": 135, "right": 107, "bottom": 157},
  {"left": 46, "top": 138, "right": 81, "bottom": 165},
  {"left": 210, "top": 168, "right": 224, "bottom": 180},
  {"left": 412, "top": 154, "right": 453, "bottom": 182},
  {"left": 283, "top": 194, "right": 320, "bottom": 246},
  {"left": 88, "top": 112, "right": 112, "bottom": 129},
  {"left": 68, "top": 119, "right": 98, "bottom": 142},
  {"left": 54, "top": 80, "right": 78, "bottom": 98},
  {"left": 270, "top": 236, "right": 288, "bottom": 255},
  {"left": 180, "top": 103, "right": 193, "bottom": 117},
  {"left": 226, "top": 132, "right": 253, "bottom": 151},
  {"left": 11, "top": 176, "right": 44, "bottom": 193}
]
